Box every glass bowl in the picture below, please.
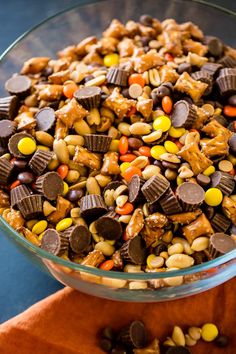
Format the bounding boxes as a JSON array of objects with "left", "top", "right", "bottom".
[{"left": 0, "top": 0, "right": 235, "bottom": 302}]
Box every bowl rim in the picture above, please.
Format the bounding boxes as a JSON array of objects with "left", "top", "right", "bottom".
[{"left": 0, "top": 0, "right": 236, "bottom": 280}]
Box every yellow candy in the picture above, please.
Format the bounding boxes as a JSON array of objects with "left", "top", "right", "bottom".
[
  {"left": 105, "top": 239, "right": 116, "bottom": 246},
  {"left": 205, "top": 188, "right": 223, "bottom": 206},
  {"left": 109, "top": 139, "right": 119, "bottom": 152},
  {"left": 62, "top": 181, "right": 69, "bottom": 196},
  {"left": 38, "top": 232, "right": 45, "bottom": 241},
  {"left": 32, "top": 220, "right": 48, "bottom": 235},
  {"left": 203, "top": 165, "right": 215, "bottom": 176},
  {"left": 120, "top": 162, "right": 131, "bottom": 174},
  {"left": 104, "top": 53, "right": 119, "bottom": 67},
  {"left": 177, "top": 176, "right": 184, "bottom": 186},
  {"left": 164, "top": 140, "right": 179, "bottom": 154},
  {"left": 26, "top": 219, "right": 38, "bottom": 230},
  {"left": 56, "top": 218, "right": 73, "bottom": 232},
  {"left": 201, "top": 323, "right": 218, "bottom": 342},
  {"left": 153, "top": 116, "right": 171, "bottom": 132},
  {"left": 168, "top": 126, "right": 186, "bottom": 138},
  {"left": 147, "top": 254, "right": 156, "bottom": 269},
  {"left": 17, "top": 137, "right": 36, "bottom": 155},
  {"left": 37, "top": 145, "right": 50, "bottom": 151},
  {"left": 150, "top": 145, "right": 166, "bottom": 160},
  {"left": 228, "top": 154, "right": 236, "bottom": 166}
]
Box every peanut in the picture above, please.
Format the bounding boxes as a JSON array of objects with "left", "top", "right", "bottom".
[
  {"left": 35, "top": 131, "right": 54, "bottom": 147},
  {"left": 129, "top": 122, "right": 151, "bottom": 135},
  {"left": 53, "top": 139, "right": 70, "bottom": 164},
  {"left": 86, "top": 177, "right": 101, "bottom": 195},
  {"left": 64, "top": 135, "right": 84, "bottom": 146},
  {"left": 142, "top": 165, "right": 161, "bottom": 180},
  {"left": 74, "top": 120, "right": 91, "bottom": 135},
  {"left": 191, "top": 237, "right": 209, "bottom": 251},
  {"left": 118, "top": 122, "right": 131, "bottom": 136},
  {"left": 130, "top": 156, "right": 149, "bottom": 169},
  {"left": 116, "top": 195, "right": 128, "bottom": 207},
  {"left": 142, "top": 129, "right": 162, "bottom": 143},
  {"left": 166, "top": 254, "right": 194, "bottom": 268}
]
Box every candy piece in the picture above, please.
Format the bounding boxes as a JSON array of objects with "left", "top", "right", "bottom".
[
  {"left": 141, "top": 174, "right": 170, "bottom": 204},
  {"left": 176, "top": 182, "right": 205, "bottom": 211},
  {"left": 104, "top": 53, "right": 119, "bottom": 67},
  {"left": 17, "top": 172, "right": 34, "bottom": 184},
  {"left": 10, "top": 184, "right": 31, "bottom": 208},
  {"left": 128, "top": 174, "right": 145, "bottom": 203},
  {"left": 119, "top": 321, "right": 147, "bottom": 348},
  {"left": 191, "top": 70, "right": 213, "bottom": 95},
  {"left": 211, "top": 171, "right": 235, "bottom": 196},
  {"left": 165, "top": 347, "right": 191, "bottom": 354},
  {"left": 128, "top": 83, "right": 143, "bottom": 99},
  {"left": 209, "top": 232, "right": 236, "bottom": 258},
  {"left": 74, "top": 86, "right": 101, "bottom": 109},
  {"left": 35, "top": 172, "right": 64, "bottom": 200},
  {"left": 201, "top": 62, "right": 222, "bottom": 77},
  {"left": 8, "top": 132, "right": 36, "bottom": 158},
  {"left": 159, "top": 187, "right": 182, "bottom": 215},
  {"left": 35, "top": 107, "right": 56, "bottom": 132},
  {"left": 216, "top": 74, "right": 236, "bottom": 96},
  {"left": 62, "top": 225, "right": 91, "bottom": 253},
  {"left": 0, "top": 157, "right": 14, "bottom": 185},
  {"left": 32, "top": 220, "right": 48, "bottom": 235},
  {"left": 205, "top": 187, "right": 223, "bottom": 206},
  {"left": 218, "top": 55, "right": 236, "bottom": 68},
  {"left": 120, "top": 236, "right": 147, "bottom": 264},
  {"left": 201, "top": 323, "right": 219, "bottom": 342},
  {"left": 80, "top": 194, "right": 107, "bottom": 220},
  {"left": 0, "top": 120, "right": 16, "bottom": 147},
  {"left": 153, "top": 115, "right": 171, "bottom": 132},
  {"left": 95, "top": 211, "right": 122, "bottom": 240},
  {"left": 106, "top": 67, "right": 129, "bottom": 86},
  {"left": 171, "top": 100, "right": 197, "bottom": 128},
  {"left": 17, "top": 194, "right": 43, "bottom": 219},
  {"left": 211, "top": 213, "right": 231, "bottom": 233},
  {"left": 29, "top": 150, "right": 53, "bottom": 176},
  {"left": 0, "top": 96, "right": 19, "bottom": 120},
  {"left": 5, "top": 75, "right": 31, "bottom": 97},
  {"left": 84, "top": 134, "right": 112, "bottom": 153},
  {"left": 215, "top": 335, "right": 229, "bottom": 348},
  {"left": 17, "top": 137, "right": 36, "bottom": 155},
  {"left": 229, "top": 134, "right": 236, "bottom": 153},
  {"left": 150, "top": 145, "right": 167, "bottom": 160},
  {"left": 41, "top": 229, "right": 69, "bottom": 256},
  {"left": 103, "top": 181, "right": 124, "bottom": 196}
]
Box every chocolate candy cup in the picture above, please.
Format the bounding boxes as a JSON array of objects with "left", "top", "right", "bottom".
[
  {"left": 165, "top": 347, "right": 191, "bottom": 354},
  {"left": 0, "top": 96, "right": 19, "bottom": 120},
  {"left": 171, "top": 100, "right": 197, "bottom": 129},
  {"left": 204, "top": 36, "right": 223, "bottom": 57},
  {"left": 218, "top": 68, "right": 236, "bottom": 77},
  {"left": 209, "top": 232, "right": 236, "bottom": 258},
  {"left": 119, "top": 321, "right": 147, "bottom": 348},
  {"left": 62, "top": 225, "right": 91, "bottom": 253},
  {"left": 10, "top": 184, "right": 32, "bottom": 208},
  {"left": 120, "top": 235, "right": 147, "bottom": 265},
  {"left": 229, "top": 134, "right": 236, "bottom": 154},
  {"left": 159, "top": 187, "right": 182, "bottom": 215},
  {"left": 29, "top": 150, "right": 53, "bottom": 175},
  {"left": 8, "top": 132, "right": 36, "bottom": 158},
  {"left": 0, "top": 120, "right": 16, "bottom": 147},
  {"left": 35, "top": 107, "right": 56, "bottom": 132},
  {"left": 41, "top": 229, "right": 69, "bottom": 256},
  {"left": 35, "top": 171, "right": 64, "bottom": 200},
  {"left": 211, "top": 213, "right": 231, "bottom": 233},
  {"left": 5, "top": 75, "right": 31, "bottom": 97},
  {"left": 95, "top": 211, "right": 122, "bottom": 240},
  {"left": 17, "top": 194, "right": 43, "bottom": 219},
  {"left": 80, "top": 194, "right": 107, "bottom": 220},
  {"left": 191, "top": 71, "right": 213, "bottom": 96},
  {"left": 176, "top": 182, "right": 205, "bottom": 211},
  {"left": 141, "top": 174, "right": 170, "bottom": 204},
  {"left": 196, "top": 173, "right": 211, "bottom": 188},
  {"left": 218, "top": 55, "right": 236, "bottom": 68},
  {"left": 84, "top": 134, "right": 112, "bottom": 153},
  {"left": 106, "top": 68, "right": 129, "bottom": 86},
  {"left": 128, "top": 174, "right": 145, "bottom": 203},
  {"left": 201, "top": 62, "right": 222, "bottom": 77},
  {"left": 211, "top": 171, "right": 235, "bottom": 196},
  {"left": 74, "top": 86, "right": 101, "bottom": 109},
  {"left": 0, "top": 157, "right": 14, "bottom": 185},
  {"left": 216, "top": 75, "right": 236, "bottom": 96}
]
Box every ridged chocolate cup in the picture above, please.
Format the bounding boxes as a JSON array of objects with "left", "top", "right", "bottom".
[
  {"left": 211, "top": 213, "right": 231, "bottom": 233},
  {"left": 128, "top": 174, "right": 145, "bottom": 203},
  {"left": 5, "top": 75, "right": 31, "bottom": 97},
  {"left": 106, "top": 68, "right": 129, "bottom": 86},
  {"left": 10, "top": 184, "right": 32, "bottom": 208},
  {"left": 35, "top": 171, "right": 64, "bottom": 200},
  {"left": 119, "top": 321, "right": 147, "bottom": 348},
  {"left": 171, "top": 100, "right": 197, "bottom": 129},
  {"left": 41, "top": 229, "right": 69, "bottom": 256},
  {"left": 84, "top": 134, "right": 112, "bottom": 153},
  {"left": 80, "top": 194, "right": 107, "bottom": 221},
  {"left": 176, "top": 182, "right": 205, "bottom": 211},
  {"left": 191, "top": 71, "right": 213, "bottom": 95},
  {"left": 0, "top": 157, "right": 14, "bottom": 185},
  {"left": 0, "top": 96, "right": 19, "bottom": 120},
  {"left": 8, "top": 132, "right": 36, "bottom": 158},
  {"left": 201, "top": 63, "right": 222, "bottom": 77},
  {"left": 218, "top": 68, "right": 236, "bottom": 77},
  {"left": 74, "top": 86, "right": 101, "bottom": 109},
  {"left": 141, "top": 174, "right": 170, "bottom": 204},
  {"left": 209, "top": 232, "right": 236, "bottom": 258},
  {"left": 62, "top": 225, "right": 91, "bottom": 253},
  {"left": 0, "top": 120, "right": 16, "bottom": 147},
  {"left": 17, "top": 194, "right": 43, "bottom": 219},
  {"left": 218, "top": 55, "right": 236, "bottom": 68},
  {"left": 159, "top": 187, "right": 182, "bottom": 215},
  {"left": 211, "top": 171, "right": 235, "bottom": 196},
  {"left": 120, "top": 235, "right": 147, "bottom": 265},
  {"left": 95, "top": 211, "right": 122, "bottom": 240},
  {"left": 29, "top": 150, "right": 53, "bottom": 175},
  {"left": 216, "top": 75, "right": 236, "bottom": 96}
]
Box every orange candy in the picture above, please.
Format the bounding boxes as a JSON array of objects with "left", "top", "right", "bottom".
[
  {"left": 175, "top": 140, "right": 184, "bottom": 150},
  {"left": 10, "top": 180, "right": 21, "bottom": 190},
  {"left": 128, "top": 73, "right": 146, "bottom": 88},
  {"left": 116, "top": 202, "right": 134, "bottom": 215},
  {"left": 120, "top": 154, "right": 136, "bottom": 162},
  {"left": 57, "top": 164, "right": 69, "bottom": 179},
  {"left": 123, "top": 166, "right": 142, "bottom": 182},
  {"left": 229, "top": 168, "right": 235, "bottom": 176},
  {"left": 99, "top": 260, "right": 114, "bottom": 271},
  {"left": 127, "top": 105, "right": 137, "bottom": 117},
  {"left": 63, "top": 82, "right": 78, "bottom": 99},
  {"left": 223, "top": 105, "right": 236, "bottom": 117},
  {"left": 162, "top": 96, "right": 173, "bottom": 114},
  {"left": 164, "top": 53, "right": 174, "bottom": 61},
  {"left": 138, "top": 146, "right": 151, "bottom": 157},
  {"left": 119, "top": 136, "right": 129, "bottom": 155}
]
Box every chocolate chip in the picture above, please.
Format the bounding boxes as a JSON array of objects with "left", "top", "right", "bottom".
[
  {"left": 66, "top": 189, "right": 84, "bottom": 202},
  {"left": 153, "top": 242, "right": 167, "bottom": 255},
  {"left": 156, "top": 85, "right": 171, "bottom": 98},
  {"left": 228, "top": 94, "right": 236, "bottom": 106},
  {"left": 215, "top": 334, "right": 229, "bottom": 348},
  {"left": 140, "top": 14, "right": 153, "bottom": 26},
  {"left": 151, "top": 91, "right": 160, "bottom": 107},
  {"left": 177, "top": 63, "right": 192, "bottom": 74},
  {"left": 165, "top": 346, "right": 191, "bottom": 354},
  {"left": 204, "top": 36, "right": 223, "bottom": 57},
  {"left": 101, "top": 327, "right": 116, "bottom": 341},
  {"left": 35, "top": 107, "right": 56, "bottom": 132},
  {"left": 17, "top": 171, "right": 35, "bottom": 184},
  {"left": 100, "top": 338, "right": 113, "bottom": 352},
  {"left": 13, "top": 159, "right": 28, "bottom": 170}
]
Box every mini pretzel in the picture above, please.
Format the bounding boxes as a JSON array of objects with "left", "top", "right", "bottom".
[
  {"left": 174, "top": 72, "right": 208, "bottom": 102},
  {"left": 104, "top": 87, "right": 136, "bottom": 119},
  {"left": 182, "top": 213, "right": 214, "bottom": 244},
  {"left": 222, "top": 196, "right": 236, "bottom": 226},
  {"left": 178, "top": 142, "right": 212, "bottom": 175}
]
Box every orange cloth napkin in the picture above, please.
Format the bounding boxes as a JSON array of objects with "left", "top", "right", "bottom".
[{"left": 0, "top": 278, "right": 235, "bottom": 354}]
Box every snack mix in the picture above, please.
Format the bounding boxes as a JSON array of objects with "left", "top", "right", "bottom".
[{"left": 0, "top": 15, "right": 235, "bottom": 282}]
